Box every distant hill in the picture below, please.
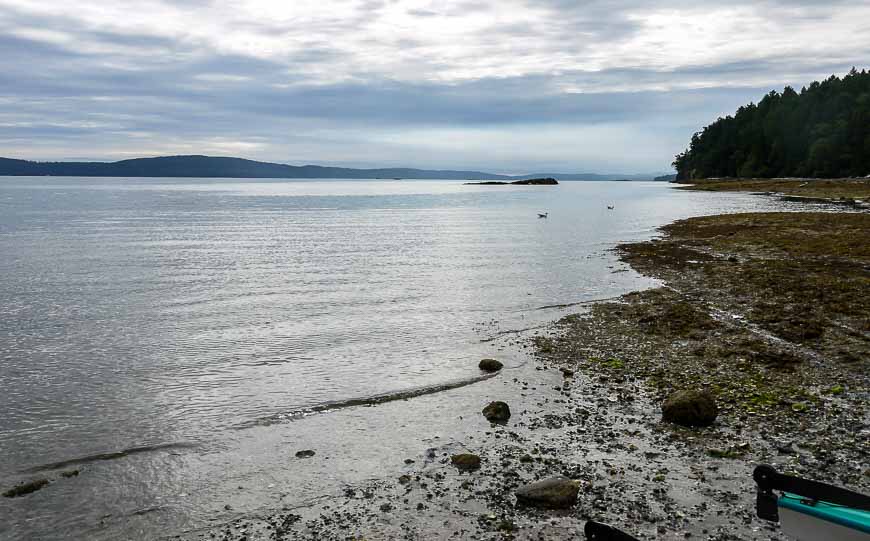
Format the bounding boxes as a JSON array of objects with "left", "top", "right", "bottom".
[
  {"left": 0, "top": 155, "right": 659, "bottom": 181},
  {"left": 673, "top": 68, "right": 870, "bottom": 180}
]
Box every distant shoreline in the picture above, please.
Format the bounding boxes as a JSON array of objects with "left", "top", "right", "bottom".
[
  {"left": 676, "top": 177, "right": 870, "bottom": 207},
  {"left": 0, "top": 155, "right": 666, "bottom": 182}
]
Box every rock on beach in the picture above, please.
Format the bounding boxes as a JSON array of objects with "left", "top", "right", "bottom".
[
  {"left": 482, "top": 401, "right": 511, "bottom": 422},
  {"left": 515, "top": 476, "right": 579, "bottom": 509},
  {"left": 661, "top": 389, "right": 718, "bottom": 427},
  {"left": 450, "top": 453, "right": 481, "bottom": 471},
  {"left": 478, "top": 358, "right": 504, "bottom": 372}
]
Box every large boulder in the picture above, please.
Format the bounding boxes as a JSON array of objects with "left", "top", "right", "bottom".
[
  {"left": 451, "top": 453, "right": 481, "bottom": 471},
  {"left": 478, "top": 358, "right": 504, "bottom": 372},
  {"left": 482, "top": 401, "right": 511, "bottom": 423},
  {"left": 515, "top": 476, "right": 579, "bottom": 509},
  {"left": 661, "top": 389, "right": 718, "bottom": 427}
]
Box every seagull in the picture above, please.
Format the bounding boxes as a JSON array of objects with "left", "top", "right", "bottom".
[{"left": 538, "top": 212, "right": 548, "bottom": 218}]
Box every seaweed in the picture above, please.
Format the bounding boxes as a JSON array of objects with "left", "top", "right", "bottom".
[{"left": 3, "top": 479, "right": 49, "bottom": 498}]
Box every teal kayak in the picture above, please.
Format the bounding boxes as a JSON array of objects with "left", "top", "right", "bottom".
[{"left": 754, "top": 465, "right": 870, "bottom": 540}]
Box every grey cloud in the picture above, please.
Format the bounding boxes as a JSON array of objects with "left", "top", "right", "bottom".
[
  {"left": 407, "top": 8, "right": 439, "bottom": 17},
  {"left": 0, "top": 61, "right": 766, "bottom": 132},
  {"left": 442, "top": 1, "right": 493, "bottom": 15},
  {"left": 1, "top": 0, "right": 868, "bottom": 171}
]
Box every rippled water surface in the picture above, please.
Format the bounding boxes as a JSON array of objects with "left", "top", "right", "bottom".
[{"left": 0, "top": 178, "right": 792, "bottom": 539}]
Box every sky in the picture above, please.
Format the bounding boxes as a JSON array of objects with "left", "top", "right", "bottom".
[{"left": 1, "top": 1, "right": 869, "bottom": 174}]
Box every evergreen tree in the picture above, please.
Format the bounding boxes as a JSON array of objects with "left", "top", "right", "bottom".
[{"left": 673, "top": 69, "right": 870, "bottom": 180}]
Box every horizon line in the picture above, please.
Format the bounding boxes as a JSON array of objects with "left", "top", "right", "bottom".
[{"left": 0, "top": 154, "right": 674, "bottom": 178}]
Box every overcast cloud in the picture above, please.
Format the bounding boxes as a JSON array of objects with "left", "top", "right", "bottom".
[{"left": 1, "top": 0, "right": 868, "bottom": 173}]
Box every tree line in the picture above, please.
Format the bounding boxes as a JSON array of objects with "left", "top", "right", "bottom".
[{"left": 673, "top": 68, "right": 870, "bottom": 180}]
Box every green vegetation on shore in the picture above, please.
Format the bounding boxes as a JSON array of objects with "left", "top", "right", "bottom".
[
  {"left": 617, "top": 211, "right": 869, "bottom": 394},
  {"left": 538, "top": 210, "right": 869, "bottom": 490},
  {"left": 673, "top": 68, "right": 870, "bottom": 180}
]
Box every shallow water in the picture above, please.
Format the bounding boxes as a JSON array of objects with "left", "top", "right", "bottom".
[{"left": 0, "top": 178, "right": 794, "bottom": 539}]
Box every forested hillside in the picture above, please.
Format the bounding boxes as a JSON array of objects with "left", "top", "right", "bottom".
[{"left": 673, "top": 68, "right": 870, "bottom": 180}]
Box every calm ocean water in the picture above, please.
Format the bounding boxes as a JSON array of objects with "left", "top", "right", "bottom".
[{"left": 0, "top": 178, "right": 791, "bottom": 539}]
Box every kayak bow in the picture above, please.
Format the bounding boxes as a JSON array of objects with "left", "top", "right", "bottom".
[{"left": 754, "top": 464, "right": 870, "bottom": 540}]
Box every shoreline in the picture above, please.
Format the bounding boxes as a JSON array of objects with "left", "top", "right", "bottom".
[
  {"left": 675, "top": 177, "right": 870, "bottom": 208},
  {"left": 178, "top": 190, "right": 868, "bottom": 540}
]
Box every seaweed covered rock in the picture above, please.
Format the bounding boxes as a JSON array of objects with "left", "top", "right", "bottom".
[
  {"left": 482, "top": 401, "right": 511, "bottom": 423},
  {"left": 450, "top": 453, "right": 481, "bottom": 471},
  {"left": 478, "top": 358, "right": 503, "bottom": 372},
  {"left": 515, "top": 476, "right": 579, "bottom": 508},
  {"left": 3, "top": 478, "right": 49, "bottom": 498},
  {"left": 662, "top": 389, "right": 718, "bottom": 427}
]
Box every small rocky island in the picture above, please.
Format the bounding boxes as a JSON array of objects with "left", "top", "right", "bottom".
[{"left": 465, "top": 177, "right": 558, "bottom": 185}]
